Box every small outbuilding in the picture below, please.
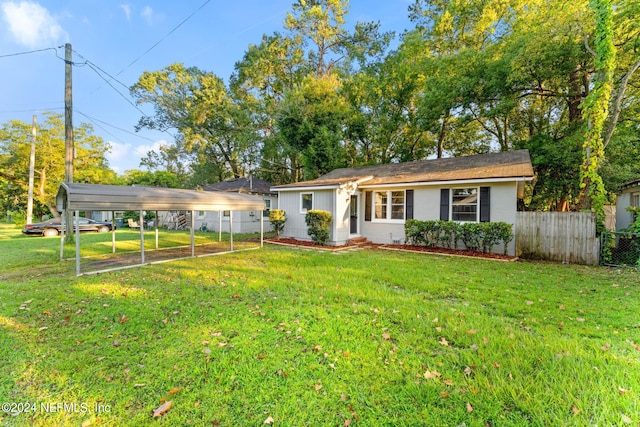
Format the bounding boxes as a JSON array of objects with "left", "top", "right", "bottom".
[
  {"left": 616, "top": 179, "right": 640, "bottom": 231},
  {"left": 55, "top": 182, "right": 266, "bottom": 275},
  {"left": 199, "top": 177, "right": 278, "bottom": 234}
]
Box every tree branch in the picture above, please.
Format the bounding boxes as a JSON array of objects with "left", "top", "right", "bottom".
[{"left": 603, "top": 57, "right": 640, "bottom": 149}]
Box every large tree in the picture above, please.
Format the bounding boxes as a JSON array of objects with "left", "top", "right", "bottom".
[
  {"left": 0, "top": 112, "right": 115, "bottom": 218},
  {"left": 131, "top": 63, "right": 258, "bottom": 183}
]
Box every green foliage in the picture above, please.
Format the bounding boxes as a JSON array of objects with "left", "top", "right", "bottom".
[
  {"left": 0, "top": 112, "right": 116, "bottom": 217},
  {"left": 305, "top": 209, "right": 332, "bottom": 245},
  {"left": 579, "top": 0, "right": 615, "bottom": 232},
  {"left": 268, "top": 209, "right": 287, "bottom": 237},
  {"left": 405, "top": 219, "right": 513, "bottom": 254}
]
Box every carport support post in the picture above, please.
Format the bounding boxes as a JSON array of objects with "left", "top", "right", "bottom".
[
  {"left": 111, "top": 211, "right": 116, "bottom": 254},
  {"left": 75, "top": 210, "right": 80, "bottom": 276},
  {"left": 139, "top": 210, "right": 145, "bottom": 264},
  {"left": 155, "top": 211, "right": 159, "bottom": 249},
  {"left": 260, "top": 210, "right": 264, "bottom": 248},
  {"left": 218, "top": 211, "right": 222, "bottom": 242},
  {"left": 229, "top": 210, "right": 233, "bottom": 252},
  {"left": 190, "top": 210, "right": 195, "bottom": 257},
  {"left": 59, "top": 222, "right": 64, "bottom": 261}
]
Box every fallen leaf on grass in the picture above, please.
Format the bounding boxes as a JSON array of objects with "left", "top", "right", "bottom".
[
  {"left": 526, "top": 301, "right": 534, "bottom": 305},
  {"left": 152, "top": 401, "right": 172, "bottom": 417},
  {"left": 167, "top": 387, "right": 181, "bottom": 395},
  {"left": 439, "top": 337, "right": 449, "bottom": 346},
  {"left": 423, "top": 370, "right": 441, "bottom": 380},
  {"left": 466, "top": 402, "right": 473, "bottom": 413},
  {"left": 627, "top": 340, "right": 640, "bottom": 351},
  {"left": 263, "top": 416, "right": 274, "bottom": 424},
  {"left": 572, "top": 406, "right": 580, "bottom": 415},
  {"left": 621, "top": 414, "right": 632, "bottom": 424},
  {"left": 618, "top": 387, "right": 631, "bottom": 395},
  {"left": 119, "top": 315, "right": 129, "bottom": 323},
  {"left": 464, "top": 366, "right": 473, "bottom": 375},
  {"left": 382, "top": 333, "right": 391, "bottom": 340}
]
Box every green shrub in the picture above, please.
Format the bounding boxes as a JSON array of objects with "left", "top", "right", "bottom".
[
  {"left": 460, "top": 223, "right": 482, "bottom": 251},
  {"left": 269, "top": 209, "right": 287, "bottom": 238},
  {"left": 496, "top": 222, "right": 514, "bottom": 255},
  {"left": 439, "top": 220, "right": 461, "bottom": 249},
  {"left": 305, "top": 210, "right": 332, "bottom": 245},
  {"left": 405, "top": 220, "right": 513, "bottom": 254}
]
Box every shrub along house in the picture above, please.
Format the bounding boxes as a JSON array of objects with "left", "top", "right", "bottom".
[{"left": 271, "top": 150, "right": 534, "bottom": 256}]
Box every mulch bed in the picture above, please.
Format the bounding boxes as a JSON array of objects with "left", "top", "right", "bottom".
[{"left": 266, "top": 238, "right": 517, "bottom": 261}]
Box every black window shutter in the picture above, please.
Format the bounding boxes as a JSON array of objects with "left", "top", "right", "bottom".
[
  {"left": 364, "top": 191, "right": 372, "bottom": 221},
  {"left": 480, "top": 186, "right": 490, "bottom": 222},
  {"left": 440, "top": 189, "right": 450, "bottom": 220},
  {"left": 406, "top": 190, "right": 414, "bottom": 220}
]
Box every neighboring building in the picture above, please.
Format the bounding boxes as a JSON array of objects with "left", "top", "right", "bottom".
[
  {"left": 616, "top": 179, "right": 640, "bottom": 231},
  {"left": 198, "top": 177, "right": 278, "bottom": 234},
  {"left": 272, "top": 150, "right": 535, "bottom": 256}
]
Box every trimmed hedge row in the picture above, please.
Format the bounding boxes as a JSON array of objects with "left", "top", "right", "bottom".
[{"left": 405, "top": 219, "right": 514, "bottom": 255}]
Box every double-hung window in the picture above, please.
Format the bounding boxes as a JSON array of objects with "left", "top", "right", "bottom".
[
  {"left": 373, "top": 190, "right": 405, "bottom": 221},
  {"left": 451, "top": 188, "right": 478, "bottom": 222},
  {"left": 301, "top": 193, "right": 313, "bottom": 213}
]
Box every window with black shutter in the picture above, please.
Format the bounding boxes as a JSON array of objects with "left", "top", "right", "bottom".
[
  {"left": 440, "top": 189, "right": 450, "bottom": 220},
  {"left": 480, "top": 186, "right": 490, "bottom": 222}
]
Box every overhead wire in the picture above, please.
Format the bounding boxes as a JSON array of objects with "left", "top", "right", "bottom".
[{"left": 115, "top": 0, "right": 211, "bottom": 77}]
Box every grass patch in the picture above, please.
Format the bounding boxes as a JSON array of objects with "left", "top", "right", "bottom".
[{"left": 0, "top": 224, "right": 639, "bottom": 425}]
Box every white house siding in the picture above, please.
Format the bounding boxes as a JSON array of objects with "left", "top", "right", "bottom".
[
  {"left": 192, "top": 195, "right": 277, "bottom": 234},
  {"left": 616, "top": 192, "right": 633, "bottom": 231},
  {"left": 333, "top": 187, "right": 352, "bottom": 245},
  {"left": 360, "top": 181, "right": 519, "bottom": 255},
  {"left": 279, "top": 189, "right": 336, "bottom": 242}
]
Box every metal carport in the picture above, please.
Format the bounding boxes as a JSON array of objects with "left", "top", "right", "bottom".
[{"left": 55, "top": 182, "right": 266, "bottom": 276}]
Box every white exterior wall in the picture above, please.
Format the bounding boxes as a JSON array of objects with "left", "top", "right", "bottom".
[
  {"left": 192, "top": 195, "right": 277, "bottom": 234},
  {"left": 279, "top": 189, "right": 336, "bottom": 243},
  {"left": 616, "top": 192, "right": 632, "bottom": 231},
  {"left": 334, "top": 187, "right": 353, "bottom": 245},
  {"left": 360, "top": 181, "right": 519, "bottom": 255}
]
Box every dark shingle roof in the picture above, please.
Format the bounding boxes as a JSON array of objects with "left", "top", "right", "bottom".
[
  {"left": 203, "top": 177, "right": 275, "bottom": 195},
  {"left": 273, "top": 150, "right": 534, "bottom": 190}
]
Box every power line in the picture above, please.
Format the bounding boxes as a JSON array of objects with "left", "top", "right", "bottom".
[
  {"left": 0, "top": 46, "right": 60, "bottom": 59},
  {"left": 74, "top": 109, "right": 157, "bottom": 143},
  {"left": 115, "top": 0, "right": 211, "bottom": 77}
]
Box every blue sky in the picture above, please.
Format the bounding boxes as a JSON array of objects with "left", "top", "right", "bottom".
[{"left": 0, "top": 1, "right": 413, "bottom": 174}]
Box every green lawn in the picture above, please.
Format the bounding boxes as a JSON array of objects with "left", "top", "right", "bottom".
[{"left": 1, "top": 224, "right": 639, "bottom": 426}]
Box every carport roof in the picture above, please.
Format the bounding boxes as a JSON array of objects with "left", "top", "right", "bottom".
[{"left": 56, "top": 182, "right": 266, "bottom": 212}]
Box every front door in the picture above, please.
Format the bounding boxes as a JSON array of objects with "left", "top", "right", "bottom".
[{"left": 349, "top": 195, "right": 358, "bottom": 234}]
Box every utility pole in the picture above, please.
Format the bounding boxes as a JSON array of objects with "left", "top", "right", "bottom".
[
  {"left": 64, "top": 43, "right": 74, "bottom": 242},
  {"left": 26, "top": 115, "right": 36, "bottom": 225}
]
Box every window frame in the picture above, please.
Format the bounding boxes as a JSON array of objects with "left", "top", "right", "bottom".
[
  {"left": 372, "top": 190, "right": 405, "bottom": 223},
  {"left": 450, "top": 187, "right": 479, "bottom": 223},
  {"left": 262, "top": 199, "right": 271, "bottom": 217},
  {"left": 300, "top": 192, "right": 314, "bottom": 214}
]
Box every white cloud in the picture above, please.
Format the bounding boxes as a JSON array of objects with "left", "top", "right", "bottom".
[
  {"left": 1, "top": 1, "right": 67, "bottom": 48},
  {"left": 140, "top": 5, "right": 153, "bottom": 24},
  {"left": 106, "top": 140, "right": 165, "bottom": 174},
  {"left": 119, "top": 3, "right": 131, "bottom": 21}
]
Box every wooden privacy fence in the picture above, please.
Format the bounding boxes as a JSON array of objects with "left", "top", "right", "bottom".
[{"left": 516, "top": 212, "right": 600, "bottom": 265}]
